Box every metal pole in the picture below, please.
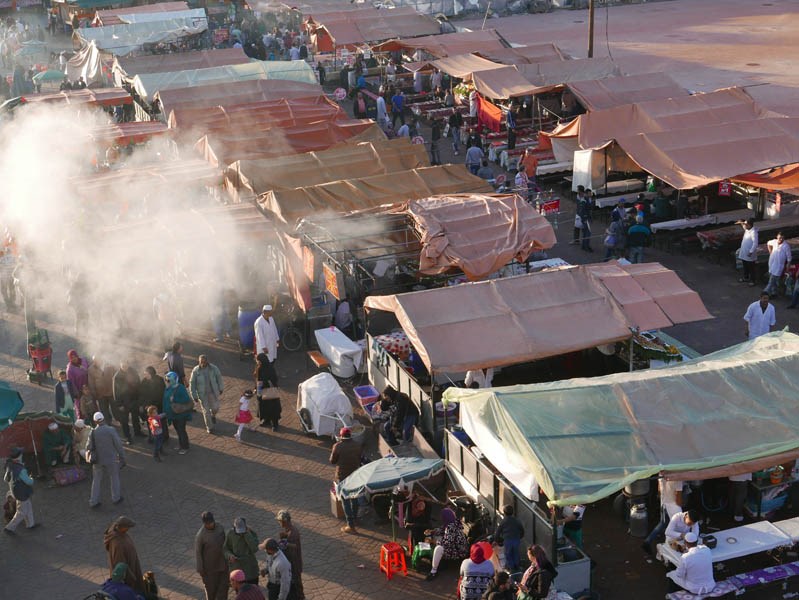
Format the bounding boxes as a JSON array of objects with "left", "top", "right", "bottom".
[
  {"left": 587, "top": 0, "right": 595, "bottom": 58},
  {"left": 481, "top": 1, "right": 492, "bottom": 30},
  {"left": 629, "top": 337, "right": 634, "bottom": 372}
]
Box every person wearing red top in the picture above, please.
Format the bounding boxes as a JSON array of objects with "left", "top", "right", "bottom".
[{"left": 146, "top": 406, "right": 166, "bottom": 462}]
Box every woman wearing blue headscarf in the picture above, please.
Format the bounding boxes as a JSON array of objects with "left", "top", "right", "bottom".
[{"left": 163, "top": 371, "right": 193, "bottom": 454}]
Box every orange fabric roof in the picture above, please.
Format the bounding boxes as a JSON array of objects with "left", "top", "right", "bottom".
[
  {"left": 258, "top": 165, "right": 492, "bottom": 224},
  {"left": 478, "top": 43, "right": 565, "bottom": 65},
  {"left": 575, "top": 87, "right": 775, "bottom": 148},
  {"left": 469, "top": 57, "right": 621, "bottom": 99},
  {"left": 615, "top": 117, "right": 799, "bottom": 189},
  {"left": 223, "top": 137, "right": 429, "bottom": 200},
  {"left": 167, "top": 96, "right": 341, "bottom": 133},
  {"left": 566, "top": 72, "right": 687, "bottom": 111},
  {"left": 154, "top": 79, "right": 322, "bottom": 114},
  {"left": 196, "top": 121, "right": 385, "bottom": 167},
  {"left": 406, "top": 194, "right": 556, "bottom": 281},
  {"left": 372, "top": 29, "right": 507, "bottom": 58},
  {"left": 364, "top": 262, "right": 712, "bottom": 373},
  {"left": 732, "top": 163, "right": 799, "bottom": 191},
  {"left": 308, "top": 6, "right": 439, "bottom": 48},
  {"left": 89, "top": 121, "right": 169, "bottom": 146},
  {"left": 20, "top": 88, "right": 132, "bottom": 107}
]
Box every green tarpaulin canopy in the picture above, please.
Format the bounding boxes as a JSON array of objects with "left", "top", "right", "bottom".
[
  {"left": 0, "top": 382, "right": 24, "bottom": 432},
  {"left": 447, "top": 331, "right": 799, "bottom": 506}
]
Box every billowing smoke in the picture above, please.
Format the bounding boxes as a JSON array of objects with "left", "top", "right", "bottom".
[{"left": 0, "top": 104, "right": 273, "bottom": 366}]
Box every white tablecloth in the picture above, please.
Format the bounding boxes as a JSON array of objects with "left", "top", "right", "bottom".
[
  {"left": 651, "top": 209, "right": 753, "bottom": 232},
  {"left": 773, "top": 517, "right": 799, "bottom": 543},
  {"left": 314, "top": 327, "right": 363, "bottom": 378},
  {"left": 657, "top": 521, "right": 792, "bottom": 567}
]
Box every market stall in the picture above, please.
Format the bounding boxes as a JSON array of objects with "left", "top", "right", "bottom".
[
  {"left": 132, "top": 60, "right": 318, "bottom": 103},
  {"left": 112, "top": 47, "right": 250, "bottom": 85},
  {"left": 154, "top": 79, "right": 324, "bottom": 115},
  {"left": 77, "top": 10, "right": 209, "bottom": 56},
  {"left": 364, "top": 262, "right": 712, "bottom": 432},
  {"left": 223, "top": 137, "right": 429, "bottom": 203},
  {"left": 257, "top": 165, "right": 490, "bottom": 224},
  {"left": 194, "top": 120, "right": 385, "bottom": 167}
]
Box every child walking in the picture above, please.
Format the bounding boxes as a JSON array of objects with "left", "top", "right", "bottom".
[
  {"left": 234, "top": 390, "right": 254, "bottom": 442},
  {"left": 146, "top": 405, "right": 166, "bottom": 462}
]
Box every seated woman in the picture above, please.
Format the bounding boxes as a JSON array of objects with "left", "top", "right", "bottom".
[
  {"left": 518, "top": 545, "right": 558, "bottom": 599},
  {"left": 424, "top": 507, "right": 469, "bottom": 581}
]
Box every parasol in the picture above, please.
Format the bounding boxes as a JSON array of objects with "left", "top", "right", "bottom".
[
  {"left": 0, "top": 382, "right": 23, "bottom": 432},
  {"left": 336, "top": 457, "right": 445, "bottom": 500}
]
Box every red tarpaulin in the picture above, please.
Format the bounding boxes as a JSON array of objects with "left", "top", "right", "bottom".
[
  {"left": 733, "top": 163, "right": 799, "bottom": 191},
  {"left": 477, "top": 94, "right": 502, "bottom": 133}
]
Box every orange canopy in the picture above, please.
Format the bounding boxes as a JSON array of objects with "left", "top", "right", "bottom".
[
  {"left": 566, "top": 72, "right": 687, "bottom": 111},
  {"left": 732, "top": 163, "right": 799, "bottom": 191},
  {"left": 89, "top": 121, "right": 169, "bottom": 147},
  {"left": 364, "top": 262, "right": 712, "bottom": 373},
  {"left": 406, "top": 194, "right": 556, "bottom": 281},
  {"left": 258, "top": 165, "right": 492, "bottom": 224},
  {"left": 372, "top": 29, "right": 508, "bottom": 58},
  {"left": 154, "top": 79, "right": 322, "bottom": 114},
  {"left": 195, "top": 121, "right": 385, "bottom": 167},
  {"left": 167, "top": 96, "right": 342, "bottom": 136}
]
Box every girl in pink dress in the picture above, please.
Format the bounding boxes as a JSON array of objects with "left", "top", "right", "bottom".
[{"left": 234, "top": 390, "right": 254, "bottom": 441}]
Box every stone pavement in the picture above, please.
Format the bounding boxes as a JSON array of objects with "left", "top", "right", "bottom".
[{"left": 0, "top": 300, "right": 456, "bottom": 599}]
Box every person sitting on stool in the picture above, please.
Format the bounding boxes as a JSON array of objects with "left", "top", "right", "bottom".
[{"left": 667, "top": 532, "right": 715, "bottom": 594}]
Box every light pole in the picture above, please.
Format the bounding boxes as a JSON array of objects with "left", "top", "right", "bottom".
[{"left": 587, "top": 0, "right": 595, "bottom": 58}]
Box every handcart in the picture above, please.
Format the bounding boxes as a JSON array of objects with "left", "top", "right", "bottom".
[{"left": 26, "top": 328, "right": 52, "bottom": 384}]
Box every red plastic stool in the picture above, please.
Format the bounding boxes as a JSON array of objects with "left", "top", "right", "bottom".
[{"left": 379, "top": 542, "right": 408, "bottom": 580}]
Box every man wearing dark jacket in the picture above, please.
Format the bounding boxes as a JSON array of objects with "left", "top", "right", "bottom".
[
  {"left": 196, "top": 511, "right": 229, "bottom": 600},
  {"left": 430, "top": 119, "right": 442, "bottom": 165},
  {"left": 113, "top": 362, "right": 143, "bottom": 444},
  {"left": 330, "top": 427, "right": 363, "bottom": 534},
  {"left": 627, "top": 215, "right": 653, "bottom": 264}
]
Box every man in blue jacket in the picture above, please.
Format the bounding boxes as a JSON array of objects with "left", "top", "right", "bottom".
[{"left": 627, "top": 215, "right": 653, "bottom": 263}]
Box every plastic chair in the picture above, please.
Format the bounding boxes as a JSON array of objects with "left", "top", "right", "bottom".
[{"left": 379, "top": 542, "right": 408, "bottom": 580}]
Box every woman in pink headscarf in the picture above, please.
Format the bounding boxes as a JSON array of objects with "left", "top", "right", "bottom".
[{"left": 66, "top": 349, "right": 88, "bottom": 417}]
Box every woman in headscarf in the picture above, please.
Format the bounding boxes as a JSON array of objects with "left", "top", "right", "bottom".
[
  {"left": 518, "top": 545, "right": 558, "bottom": 599},
  {"left": 425, "top": 506, "right": 469, "bottom": 581},
  {"left": 162, "top": 371, "right": 192, "bottom": 454}
]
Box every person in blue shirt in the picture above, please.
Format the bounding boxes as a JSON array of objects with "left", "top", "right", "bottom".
[
  {"left": 627, "top": 216, "right": 653, "bottom": 263},
  {"left": 391, "top": 90, "right": 405, "bottom": 128}
]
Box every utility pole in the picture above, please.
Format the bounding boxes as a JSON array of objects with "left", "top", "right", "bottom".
[{"left": 587, "top": 0, "right": 595, "bottom": 58}]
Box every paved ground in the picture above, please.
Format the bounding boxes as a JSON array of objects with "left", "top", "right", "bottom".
[
  {"left": 460, "top": 0, "right": 799, "bottom": 109},
  {"left": 3, "top": 2, "right": 799, "bottom": 599}
]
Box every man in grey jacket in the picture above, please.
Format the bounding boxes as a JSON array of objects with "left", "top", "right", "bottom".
[
  {"left": 189, "top": 355, "right": 224, "bottom": 434},
  {"left": 87, "top": 411, "right": 126, "bottom": 507},
  {"left": 195, "top": 511, "right": 229, "bottom": 600},
  {"left": 260, "top": 538, "right": 292, "bottom": 600}
]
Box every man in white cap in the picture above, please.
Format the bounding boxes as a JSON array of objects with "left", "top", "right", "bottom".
[
  {"left": 88, "top": 411, "right": 126, "bottom": 508},
  {"left": 667, "top": 531, "right": 715, "bottom": 594},
  {"left": 42, "top": 421, "right": 72, "bottom": 467},
  {"left": 254, "top": 304, "right": 280, "bottom": 388}
]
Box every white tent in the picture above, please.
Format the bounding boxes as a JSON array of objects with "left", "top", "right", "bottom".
[{"left": 78, "top": 11, "right": 208, "bottom": 56}]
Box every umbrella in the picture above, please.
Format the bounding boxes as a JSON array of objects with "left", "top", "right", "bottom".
[
  {"left": 0, "top": 382, "right": 24, "bottom": 432},
  {"left": 32, "top": 70, "right": 64, "bottom": 85},
  {"left": 336, "top": 457, "right": 445, "bottom": 500}
]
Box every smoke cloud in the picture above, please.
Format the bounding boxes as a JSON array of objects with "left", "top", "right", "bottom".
[{"left": 0, "top": 104, "right": 274, "bottom": 367}]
